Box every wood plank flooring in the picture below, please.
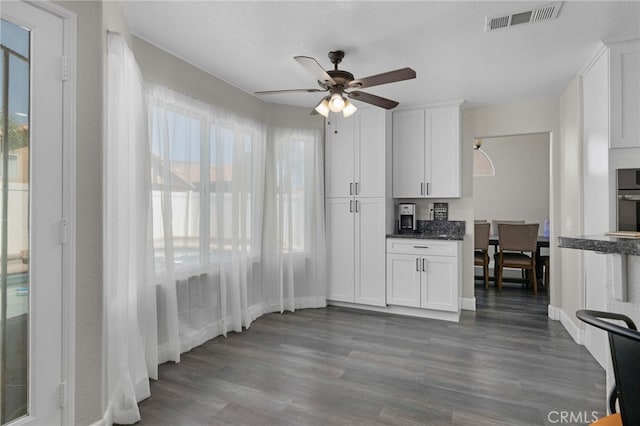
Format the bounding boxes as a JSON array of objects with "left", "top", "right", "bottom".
[{"left": 135, "top": 286, "right": 605, "bottom": 425}]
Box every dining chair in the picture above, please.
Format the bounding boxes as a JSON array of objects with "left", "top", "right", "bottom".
[
  {"left": 576, "top": 310, "right": 640, "bottom": 426},
  {"left": 474, "top": 222, "right": 491, "bottom": 288},
  {"left": 491, "top": 219, "right": 525, "bottom": 236},
  {"left": 495, "top": 223, "right": 540, "bottom": 293}
]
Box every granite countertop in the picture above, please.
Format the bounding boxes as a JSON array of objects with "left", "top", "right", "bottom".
[
  {"left": 387, "top": 232, "right": 464, "bottom": 241},
  {"left": 387, "top": 220, "right": 465, "bottom": 241},
  {"left": 558, "top": 234, "right": 640, "bottom": 256}
]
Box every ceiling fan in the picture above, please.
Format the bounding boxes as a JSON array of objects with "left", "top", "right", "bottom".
[{"left": 255, "top": 50, "right": 416, "bottom": 117}]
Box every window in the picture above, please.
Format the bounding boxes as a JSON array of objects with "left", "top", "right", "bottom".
[
  {"left": 149, "top": 106, "right": 203, "bottom": 272},
  {"left": 148, "top": 87, "right": 264, "bottom": 274}
]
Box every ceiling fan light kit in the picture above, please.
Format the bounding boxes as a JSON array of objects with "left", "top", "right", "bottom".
[
  {"left": 314, "top": 97, "right": 330, "bottom": 117},
  {"left": 256, "top": 50, "right": 416, "bottom": 117},
  {"left": 329, "top": 92, "right": 346, "bottom": 112},
  {"left": 342, "top": 99, "right": 357, "bottom": 117}
]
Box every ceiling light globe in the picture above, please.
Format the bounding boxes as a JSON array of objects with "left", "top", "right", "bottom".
[
  {"left": 329, "top": 93, "right": 345, "bottom": 112},
  {"left": 314, "top": 98, "right": 330, "bottom": 117},
  {"left": 342, "top": 99, "right": 357, "bottom": 117}
]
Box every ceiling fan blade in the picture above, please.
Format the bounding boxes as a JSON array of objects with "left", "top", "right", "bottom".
[
  {"left": 348, "top": 91, "right": 399, "bottom": 109},
  {"left": 255, "top": 88, "right": 328, "bottom": 95},
  {"left": 294, "top": 56, "right": 336, "bottom": 85},
  {"left": 349, "top": 67, "right": 416, "bottom": 89}
]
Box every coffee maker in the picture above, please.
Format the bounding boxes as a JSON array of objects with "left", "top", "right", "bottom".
[{"left": 398, "top": 203, "right": 416, "bottom": 232}]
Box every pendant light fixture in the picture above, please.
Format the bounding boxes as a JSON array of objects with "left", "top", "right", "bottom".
[{"left": 473, "top": 139, "right": 495, "bottom": 176}]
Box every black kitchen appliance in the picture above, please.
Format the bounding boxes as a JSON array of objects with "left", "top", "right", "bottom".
[
  {"left": 398, "top": 203, "right": 416, "bottom": 232},
  {"left": 617, "top": 168, "right": 640, "bottom": 231}
]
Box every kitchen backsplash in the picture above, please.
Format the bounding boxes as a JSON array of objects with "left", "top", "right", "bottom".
[{"left": 417, "top": 220, "right": 466, "bottom": 237}]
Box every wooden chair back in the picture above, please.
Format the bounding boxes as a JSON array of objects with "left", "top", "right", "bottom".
[
  {"left": 474, "top": 222, "right": 490, "bottom": 251},
  {"left": 491, "top": 219, "right": 524, "bottom": 235},
  {"left": 497, "top": 223, "right": 539, "bottom": 253}
]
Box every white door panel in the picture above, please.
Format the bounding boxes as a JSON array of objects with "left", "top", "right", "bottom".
[
  {"left": 421, "top": 256, "right": 457, "bottom": 312},
  {"left": 326, "top": 199, "right": 355, "bottom": 302},
  {"left": 355, "top": 199, "right": 386, "bottom": 306},
  {"left": 325, "top": 116, "right": 356, "bottom": 198},
  {"left": 386, "top": 254, "right": 421, "bottom": 307},
  {"left": 357, "top": 109, "right": 386, "bottom": 198},
  {"left": 393, "top": 109, "right": 424, "bottom": 198}
]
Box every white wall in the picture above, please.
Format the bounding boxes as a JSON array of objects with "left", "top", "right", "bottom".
[
  {"left": 474, "top": 133, "right": 550, "bottom": 230},
  {"left": 557, "top": 75, "right": 586, "bottom": 345}
]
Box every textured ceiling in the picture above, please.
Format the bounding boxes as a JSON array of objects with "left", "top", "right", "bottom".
[{"left": 121, "top": 1, "right": 640, "bottom": 110}]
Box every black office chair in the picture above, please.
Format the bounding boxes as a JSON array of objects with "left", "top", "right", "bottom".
[{"left": 576, "top": 310, "right": 640, "bottom": 426}]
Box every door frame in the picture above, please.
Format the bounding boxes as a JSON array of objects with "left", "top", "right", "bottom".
[{"left": 20, "top": 1, "right": 77, "bottom": 425}]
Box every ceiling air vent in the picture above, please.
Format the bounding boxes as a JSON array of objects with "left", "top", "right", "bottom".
[{"left": 485, "top": 2, "right": 563, "bottom": 32}]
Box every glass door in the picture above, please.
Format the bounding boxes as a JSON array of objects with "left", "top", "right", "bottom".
[
  {"left": 1, "top": 1, "right": 65, "bottom": 424},
  {"left": 0, "top": 17, "right": 31, "bottom": 424}
]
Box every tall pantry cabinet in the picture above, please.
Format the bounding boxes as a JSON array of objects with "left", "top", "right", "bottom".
[{"left": 325, "top": 108, "right": 393, "bottom": 307}]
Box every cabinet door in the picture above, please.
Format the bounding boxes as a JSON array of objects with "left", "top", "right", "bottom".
[
  {"left": 357, "top": 109, "right": 387, "bottom": 198},
  {"left": 610, "top": 41, "right": 640, "bottom": 149},
  {"left": 386, "top": 253, "right": 421, "bottom": 307},
  {"left": 393, "top": 109, "right": 425, "bottom": 198},
  {"left": 420, "top": 256, "right": 458, "bottom": 312},
  {"left": 355, "top": 198, "right": 386, "bottom": 306},
  {"left": 325, "top": 116, "right": 356, "bottom": 198},
  {"left": 426, "top": 107, "right": 460, "bottom": 198},
  {"left": 326, "top": 198, "right": 355, "bottom": 302}
]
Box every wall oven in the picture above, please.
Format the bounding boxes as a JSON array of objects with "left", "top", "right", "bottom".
[{"left": 617, "top": 168, "right": 640, "bottom": 232}]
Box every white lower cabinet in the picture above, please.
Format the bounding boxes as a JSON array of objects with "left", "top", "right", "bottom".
[
  {"left": 386, "top": 239, "right": 461, "bottom": 314},
  {"left": 326, "top": 198, "right": 386, "bottom": 307}
]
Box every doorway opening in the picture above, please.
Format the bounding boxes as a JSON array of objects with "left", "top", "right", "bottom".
[{"left": 472, "top": 132, "right": 551, "bottom": 308}]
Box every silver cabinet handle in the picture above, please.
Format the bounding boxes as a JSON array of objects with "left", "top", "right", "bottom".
[
  {"left": 355, "top": 182, "right": 359, "bottom": 195},
  {"left": 355, "top": 200, "right": 359, "bottom": 213},
  {"left": 416, "top": 258, "right": 420, "bottom": 271},
  {"left": 349, "top": 200, "right": 353, "bottom": 212},
  {"left": 413, "top": 246, "right": 429, "bottom": 249},
  {"left": 426, "top": 182, "right": 430, "bottom": 195},
  {"left": 422, "top": 258, "right": 426, "bottom": 272},
  {"left": 350, "top": 182, "right": 353, "bottom": 195},
  {"left": 420, "top": 182, "right": 424, "bottom": 195}
]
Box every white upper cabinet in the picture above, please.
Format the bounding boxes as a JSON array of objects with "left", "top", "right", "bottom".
[
  {"left": 610, "top": 40, "right": 640, "bottom": 149},
  {"left": 325, "top": 115, "right": 356, "bottom": 198},
  {"left": 393, "top": 104, "right": 461, "bottom": 198},
  {"left": 325, "top": 109, "right": 389, "bottom": 198},
  {"left": 392, "top": 109, "right": 425, "bottom": 198}
]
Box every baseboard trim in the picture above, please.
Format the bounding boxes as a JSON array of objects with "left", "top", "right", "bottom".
[
  {"left": 548, "top": 304, "right": 561, "bottom": 321},
  {"left": 560, "top": 308, "right": 584, "bottom": 345},
  {"left": 461, "top": 297, "right": 476, "bottom": 311},
  {"left": 328, "top": 301, "right": 461, "bottom": 323}
]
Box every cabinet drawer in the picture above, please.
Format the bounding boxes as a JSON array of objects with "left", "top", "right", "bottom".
[{"left": 386, "top": 238, "right": 458, "bottom": 256}]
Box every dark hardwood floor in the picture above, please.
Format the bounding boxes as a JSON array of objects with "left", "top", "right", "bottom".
[{"left": 135, "top": 285, "right": 605, "bottom": 425}]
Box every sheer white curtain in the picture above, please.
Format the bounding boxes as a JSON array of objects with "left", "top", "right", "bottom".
[
  {"left": 147, "top": 84, "right": 269, "bottom": 361},
  {"left": 105, "top": 33, "right": 157, "bottom": 424},
  {"left": 261, "top": 127, "right": 326, "bottom": 313},
  {"left": 147, "top": 84, "right": 327, "bottom": 363}
]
